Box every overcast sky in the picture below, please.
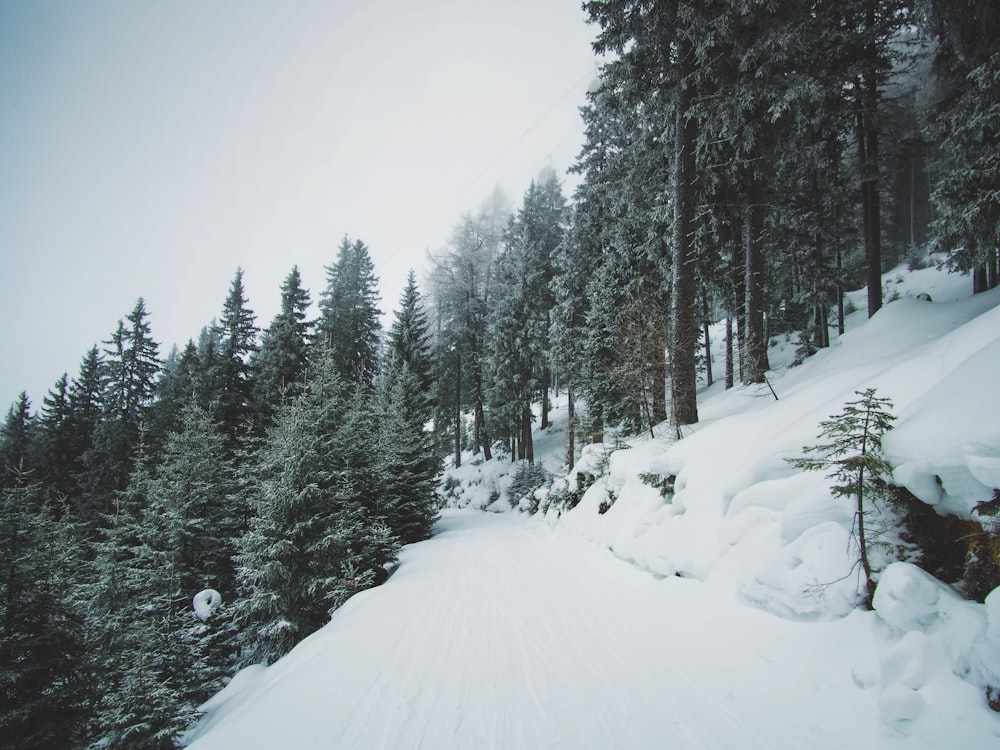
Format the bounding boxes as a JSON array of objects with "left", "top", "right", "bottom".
[{"left": 0, "top": 0, "right": 598, "bottom": 410}]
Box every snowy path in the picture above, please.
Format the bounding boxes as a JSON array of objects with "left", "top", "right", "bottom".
[{"left": 186, "top": 510, "right": 987, "bottom": 749}]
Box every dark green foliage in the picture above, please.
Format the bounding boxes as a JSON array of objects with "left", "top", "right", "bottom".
[
  {"left": 789, "top": 388, "right": 896, "bottom": 606},
  {"left": 80, "top": 300, "right": 161, "bottom": 523},
  {"left": 214, "top": 269, "right": 260, "bottom": 448},
  {"left": 377, "top": 279, "right": 441, "bottom": 544},
  {"left": 509, "top": 461, "right": 550, "bottom": 512},
  {"left": 387, "top": 270, "right": 435, "bottom": 421},
  {"left": 485, "top": 172, "right": 568, "bottom": 460},
  {"left": 316, "top": 237, "right": 382, "bottom": 388},
  {"left": 234, "top": 354, "right": 399, "bottom": 666},
  {"left": 427, "top": 193, "right": 509, "bottom": 464},
  {"left": 148, "top": 341, "right": 200, "bottom": 446},
  {"left": 253, "top": 266, "right": 313, "bottom": 427},
  {"left": 37, "top": 374, "right": 76, "bottom": 497},
  {"left": 638, "top": 472, "right": 675, "bottom": 498},
  {"left": 0, "top": 481, "right": 89, "bottom": 750},
  {"left": 0, "top": 393, "right": 35, "bottom": 490},
  {"left": 930, "top": 54, "right": 1000, "bottom": 285}
]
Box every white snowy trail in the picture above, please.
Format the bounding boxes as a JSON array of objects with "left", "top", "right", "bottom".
[{"left": 186, "top": 510, "right": 904, "bottom": 750}]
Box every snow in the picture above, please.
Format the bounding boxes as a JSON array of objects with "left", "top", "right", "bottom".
[
  {"left": 186, "top": 265, "right": 1000, "bottom": 748},
  {"left": 193, "top": 589, "right": 223, "bottom": 622}
]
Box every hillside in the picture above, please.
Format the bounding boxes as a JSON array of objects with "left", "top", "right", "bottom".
[{"left": 186, "top": 265, "right": 1000, "bottom": 748}]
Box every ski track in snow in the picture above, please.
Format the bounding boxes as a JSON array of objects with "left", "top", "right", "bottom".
[{"left": 186, "top": 510, "right": 917, "bottom": 750}]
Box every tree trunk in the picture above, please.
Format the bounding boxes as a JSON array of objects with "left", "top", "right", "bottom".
[
  {"left": 453, "top": 352, "right": 462, "bottom": 468},
  {"left": 702, "top": 290, "right": 713, "bottom": 387},
  {"left": 591, "top": 406, "right": 604, "bottom": 445},
  {"left": 566, "top": 386, "right": 576, "bottom": 470},
  {"left": 857, "top": 475, "right": 876, "bottom": 608},
  {"left": 725, "top": 317, "right": 734, "bottom": 390},
  {"left": 521, "top": 404, "right": 534, "bottom": 465},
  {"left": 858, "top": 11, "right": 883, "bottom": 320},
  {"left": 743, "top": 178, "right": 770, "bottom": 384},
  {"left": 540, "top": 371, "right": 550, "bottom": 430},
  {"left": 652, "top": 341, "right": 668, "bottom": 424},
  {"left": 974, "top": 264, "right": 988, "bottom": 294},
  {"left": 470, "top": 346, "right": 491, "bottom": 460},
  {"left": 836, "top": 244, "right": 846, "bottom": 336},
  {"left": 670, "top": 31, "right": 699, "bottom": 427}
]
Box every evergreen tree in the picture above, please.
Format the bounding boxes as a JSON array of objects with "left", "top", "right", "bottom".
[
  {"left": 583, "top": 0, "right": 701, "bottom": 425},
  {"left": 484, "top": 172, "right": 567, "bottom": 460},
  {"left": 315, "top": 237, "right": 382, "bottom": 388},
  {"left": 88, "top": 454, "right": 207, "bottom": 749},
  {"left": 428, "top": 194, "right": 509, "bottom": 464},
  {"left": 548, "top": 207, "right": 593, "bottom": 466},
  {"left": 373, "top": 365, "right": 440, "bottom": 544},
  {"left": 377, "top": 279, "right": 440, "bottom": 543},
  {"left": 37, "top": 374, "right": 75, "bottom": 498},
  {"left": 924, "top": 0, "right": 1000, "bottom": 291},
  {"left": 214, "top": 269, "right": 259, "bottom": 447},
  {"left": 252, "top": 266, "right": 313, "bottom": 426},
  {"left": 387, "top": 269, "right": 435, "bottom": 419},
  {"left": 235, "top": 354, "right": 398, "bottom": 665},
  {"left": 148, "top": 341, "right": 200, "bottom": 448},
  {"left": 81, "top": 300, "right": 160, "bottom": 521},
  {"left": 789, "top": 388, "right": 896, "bottom": 607},
  {"left": 0, "top": 479, "right": 89, "bottom": 750},
  {"left": 0, "top": 393, "right": 35, "bottom": 491}
]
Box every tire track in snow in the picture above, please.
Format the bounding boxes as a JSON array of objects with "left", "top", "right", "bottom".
[{"left": 188, "top": 511, "right": 795, "bottom": 749}]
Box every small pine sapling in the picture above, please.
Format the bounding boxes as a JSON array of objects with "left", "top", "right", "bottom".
[{"left": 789, "top": 388, "right": 896, "bottom": 608}]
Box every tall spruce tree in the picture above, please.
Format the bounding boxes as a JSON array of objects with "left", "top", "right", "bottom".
[
  {"left": 316, "top": 237, "right": 382, "bottom": 388},
  {"left": 252, "top": 266, "right": 313, "bottom": 426},
  {"left": 378, "top": 275, "right": 440, "bottom": 543},
  {"left": 387, "top": 270, "right": 435, "bottom": 417},
  {"left": 81, "top": 299, "right": 160, "bottom": 522},
  {"left": 428, "top": 194, "right": 509, "bottom": 464},
  {"left": 89, "top": 450, "right": 208, "bottom": 750},
  {"left": 0, "top": 393, "right": 34, "bottom": 491},
  {"left": 484, "top": 172, "right": 567, "bottom": 461},
  {"left": 924, "top": 0, "right": 1000, "bottom": 291},
  {"left": 235, "top": 354, "right": 398, "bottom": 665},
  {"left": 0, "top": 479, "right": 89, "bottom": 750},
  {"left": 214, "top": 269, "right": 259, "bottom": 447}
]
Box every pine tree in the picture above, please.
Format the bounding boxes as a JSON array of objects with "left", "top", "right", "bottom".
[
  {"left": 484, "top": 173, "right": 567, "bottom": 460},
  {"left": 925, "top": 1, "right": 1000, "bottom": 291},
  {"left": 89, "top": 456, "right": 206, "bottom": 749},
  {"left": 214, "top": 269, "right": 259, "bottom": 447},
  {"left": 373, "top": 366, "right": 439, "bottom": 543},
  {"left": 37, "top": 374, "right": 75, "bottom": 498},
  {"left": 387, "top": 270, "right": 434, "bottom": 419},
  {"left": 378, "top": 273, "right": 440, "bottom": 542},
  {"left": 0, "top": 393, "right": 35, "bottom": 491},
  {"left": 789, "top": 388, "right": 896, "bottom": 607},
  {"left": 315, "top": 237, "right": 382, "bottom": 388},
  {"left": 252, "top": 266, "right": 313, "bottom": 426},
  {"left": 87, "top": 406, "right": 239, "bottom": 748},
  {"left": 81, "top": 300, "right": 160, "bottom": 521},
  {"left": 148, "top": 341, "right": 200, "bottom": 448},
  {"left": 235, "top": 354, "right": 399, "bottom": 665},
  {"left": 0, "top": 478, "right": 89, "bottom": 750},
  {"left": 427, "top": 196, "right": 509, "bottom": 464}
]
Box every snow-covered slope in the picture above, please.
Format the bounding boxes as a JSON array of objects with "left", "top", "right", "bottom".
[{"left": 186, "top": 266, "right": 1000, "bottom": 748}]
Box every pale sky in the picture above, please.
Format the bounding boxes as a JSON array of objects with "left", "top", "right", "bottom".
[{"left": 0, "top": 0, "right": 598, "bottom": 410}]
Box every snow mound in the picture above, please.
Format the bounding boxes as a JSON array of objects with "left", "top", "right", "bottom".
[{"left": 193, "top": 589, "right": 223, "bottom": 621}]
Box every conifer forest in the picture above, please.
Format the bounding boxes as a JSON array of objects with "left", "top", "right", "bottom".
[{"left": 2, "top": 1, "right": 999, "bottom": 747}]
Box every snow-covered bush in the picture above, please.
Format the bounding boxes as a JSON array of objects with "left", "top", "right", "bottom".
[{"left": 509, "top": 461, "right": 551, "bottom": 512}]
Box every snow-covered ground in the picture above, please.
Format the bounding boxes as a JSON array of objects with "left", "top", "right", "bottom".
[{"left": 186, "top": 265, "right": 1000, "bottom": 748}]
